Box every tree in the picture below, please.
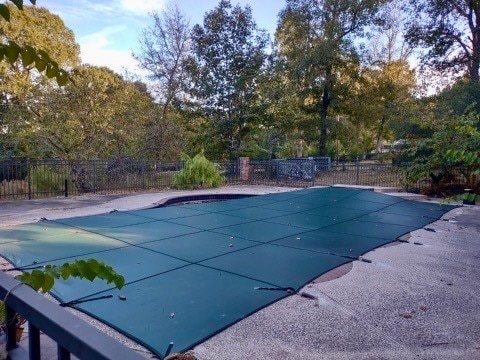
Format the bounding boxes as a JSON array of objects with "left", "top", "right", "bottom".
[
  {"left": 0, "top": 4, "right": 79, "bottom": 101},
  {"left": 134, "top": 5, "right": 191, "bottom": 160},
  {"left": 135, "top": 5, "right": 191, "bottom": 120},
  {"left": 276, "top": 0, "right": 387, "bottom": 155},
  {"left": 405, "top": 0, "right": 480, "bottom": 83},
  {"left": 8, "top": 65, "right": 154, "bottom": 159},
  {"left": 401, "top": 110, "right": 480, "bottom": 194},
  {"left": 356, "top": 61, "right": 415, "bottom": 152},
  {"left": 228, "top": 50, "right": 307, "bottom": 159},
  {"left": 433, "top": 79, "right": 480, "bottom": 117},
  {"left": 0, "top": 1, "right": 72, "bottom": 85},
  {"left": 356, "top": 0, "right": 416, "bottom": 152},
  {"left": 187, "top": 0, "right": 269, "bottom": 159},
  {"left": 0, "top": 2, "right": 80, "bottom": 157}
]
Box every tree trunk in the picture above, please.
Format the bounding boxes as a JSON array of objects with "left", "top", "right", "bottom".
[
  {"left": 471, "top": 55, "right": 479, "bottom": 82},
  {"left": 319, "top": 67, "right": 333, "bottom": 156},
  {"left": 376, "top": 113, "right": 387, "bottom": 152},
  {"left": 470, "top": 3, "right": 480, "bottom": 82}
]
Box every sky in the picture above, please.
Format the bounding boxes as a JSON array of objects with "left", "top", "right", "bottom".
[{"left": 41, "top": 0, "right": 286, "bottom": 75}]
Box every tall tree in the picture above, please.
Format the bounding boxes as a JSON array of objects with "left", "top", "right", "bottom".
[
  {"left": 135, "top": 5, "right": 191, "bottom": 119},
  {"left": 405, "top": 0, "right": 480, "bottom": 83},
  {"left": 0, "top": 3, "right": 80, "bottom": 157},
  {"left": 360, "top": 0, "right": 415, "bottom": 151},
  {"left": 9, "top": 65, "right": 154, "bottom": 159},
  {"left": 356, "top": 60, "right": 415, "bottom": 151},
  {"left": 134, "top": 5, "right": 191, "bottom": 159},
  {"left": 187, "top": 0, "right": 269, "bottom": 159},
  {"left": 276, "top": 0, "right": 388, "bottom": 155}
]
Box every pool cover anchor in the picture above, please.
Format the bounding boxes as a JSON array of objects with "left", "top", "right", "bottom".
[
  {"left": 358, "top": 257, "right": 372, "bottom": 263},
  {"left": 163, "top": 342, "right": 174, "bottom": 359}
]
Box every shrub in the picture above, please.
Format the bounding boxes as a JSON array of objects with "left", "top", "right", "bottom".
[
  {"left": 400, "top": 110, "right": 480, "bottom": 194},
  {"left": 30, "top": 164, "right": 77, "bottom": 193},
  {"left": 173, "top": 153, "right": 224, "bottom": 189}
]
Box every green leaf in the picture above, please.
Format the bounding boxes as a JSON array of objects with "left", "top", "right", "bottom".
[
  {"left": 17, "top": 258, "right": 125, "bottom": 293},
  {"left": 80, "top": 262, "right": 97, "bottom": 281},
  {"left": 10, "top": 0, "right": 23, "bottom": 11},
  {"left": 29, "top": 270, "right": 46, "bottom": 291},
  {"left": 46, "top": 63, "right": 58, "bottom": 78},
  {"left": 5, "top": 42, "right": 20, "bottom": 63},
  {"left": 0, "top": 4, "right": 10, "bottom": 21},
  {"left": 35, "top": 58, "right": 47, "bottom": 72},
  {"left": 37, "top": 49, "right": 50, "bottom": 62},
  {"left": 21, "top": 45, "right": 36, "bottom": 66},
  {"left": 56, "top": 70, "right": 69, "bottom": 86},
  {"left": 42, "top": 274, "right": 55, "bottom": 293},
  {"left": 114, "top": 276, "right": 125, "bottom": 289}
]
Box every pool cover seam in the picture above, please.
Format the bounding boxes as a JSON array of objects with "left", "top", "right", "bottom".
[
  {"left": 45, "top": 219, "right": 214, "bottom": 264},
  {"left": 42, "top": 194, "right": 417, "bottom": 276},
  {"left": 6, "top": 193, "right": 438, "bottom": 274},
  {"left": 33, "top": 202, "right": 441, "bottom": 282}
]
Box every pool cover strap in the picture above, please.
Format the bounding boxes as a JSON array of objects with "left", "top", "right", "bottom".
[
  {"left": 254, "top": 286, "right": 296, "bottom": 294},
  {"left": 60, "top": 294, "right": 114, "bottom": 307}
]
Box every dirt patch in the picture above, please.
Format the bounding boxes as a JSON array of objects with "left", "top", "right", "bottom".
[{"left": 313, "top": 262, "right": 353, "bottom": 283}]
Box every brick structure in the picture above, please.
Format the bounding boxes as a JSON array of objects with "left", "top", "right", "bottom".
[{"left": 239, "top": 157, "right": 250, "bottom": 182}]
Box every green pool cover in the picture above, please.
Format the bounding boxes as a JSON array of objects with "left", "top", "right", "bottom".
[{"left": 0, "top": 187, "right": 456, "bottom": 357}]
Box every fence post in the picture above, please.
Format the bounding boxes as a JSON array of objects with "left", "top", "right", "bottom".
[
  {"left": 239, "top": 157, "right": 250, "bottom": 183},
  {"left": 141, "top": 160, "right": 146, "bottom": 190},
  {"left": 311, "top": 158, "right": 315, "bottom": 186},
  {"left": 355, "top": 156, "right": 360, "bottom": 184},
  {"left": 64, "top": 179, "right": 68, "bottom": 197},
  {"left": 27, "top": 158, "right": 32, "bottom": 200},
  {"left": 93, "top": 160, "right": 97, "bottom": 193},
  {"left": 5, "top": 305, "right": 17, "bottom": 350},
  {"left": 275, "top": 160, "right": 279, "bottom": 185}
]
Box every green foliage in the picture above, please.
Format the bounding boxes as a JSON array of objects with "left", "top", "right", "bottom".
[
  {"left": 401, "top": 110, "right": 480, "bottom": 193},
  {"left": 0, "top": 41, "right": 69, "bottom": 85},
  {"left": 5, "top": 65, "right": 155, "bottom": 160},
  {"left": 29, "top": 164, "right": 76, "bottom": 193},
  {"left": 0, "top": 2, "right": 72, "bottom": 86},
  {"left": 16, "top": 259, "right": 125, "bottom": 293},
  {"left": 173, "top": 153, "right": 224, "bottom": 189},
  {"left": 433, "top": 80, "right": 480, "bottom": 116},
  {"left": 0, "top": 1, "right": 36, "bottom": 21},
  {"left": 276, "top": 0, "right": 387, "bottom": 155},
  {"left": 187, "top": 0, "right": 269, "bottom": 158},
  {"left": 405, "top": 0, "right": 480, "bottom": 82}
]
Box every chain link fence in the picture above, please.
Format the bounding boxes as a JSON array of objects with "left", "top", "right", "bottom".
[{"left": 1, "top": 158, "right": 413, "bottom": 201}]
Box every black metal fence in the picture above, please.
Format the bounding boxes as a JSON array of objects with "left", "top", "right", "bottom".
[
  {"left": 0, "top": 158, "right": 411, "bottom": 200},
  {"left": 0, "top": 271, "right": 144, "bottom": 360}
]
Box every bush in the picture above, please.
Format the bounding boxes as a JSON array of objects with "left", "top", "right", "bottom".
[
  {"left": 173, "top": 153, "right": 224, "bottom": 189},
  {"left": 400, "top": 110, "right": 480, "bottom": 194},
  {"left": 30, "top": 164, "right": 77, "bottom": 193}
]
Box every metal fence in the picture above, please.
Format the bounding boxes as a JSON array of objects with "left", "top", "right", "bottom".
[
  {"left": 0, "top": 271, "right": 145, "bottom": 360},
  {"left": 0, "top": 158, "right": 411, "bottom": 201}
]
